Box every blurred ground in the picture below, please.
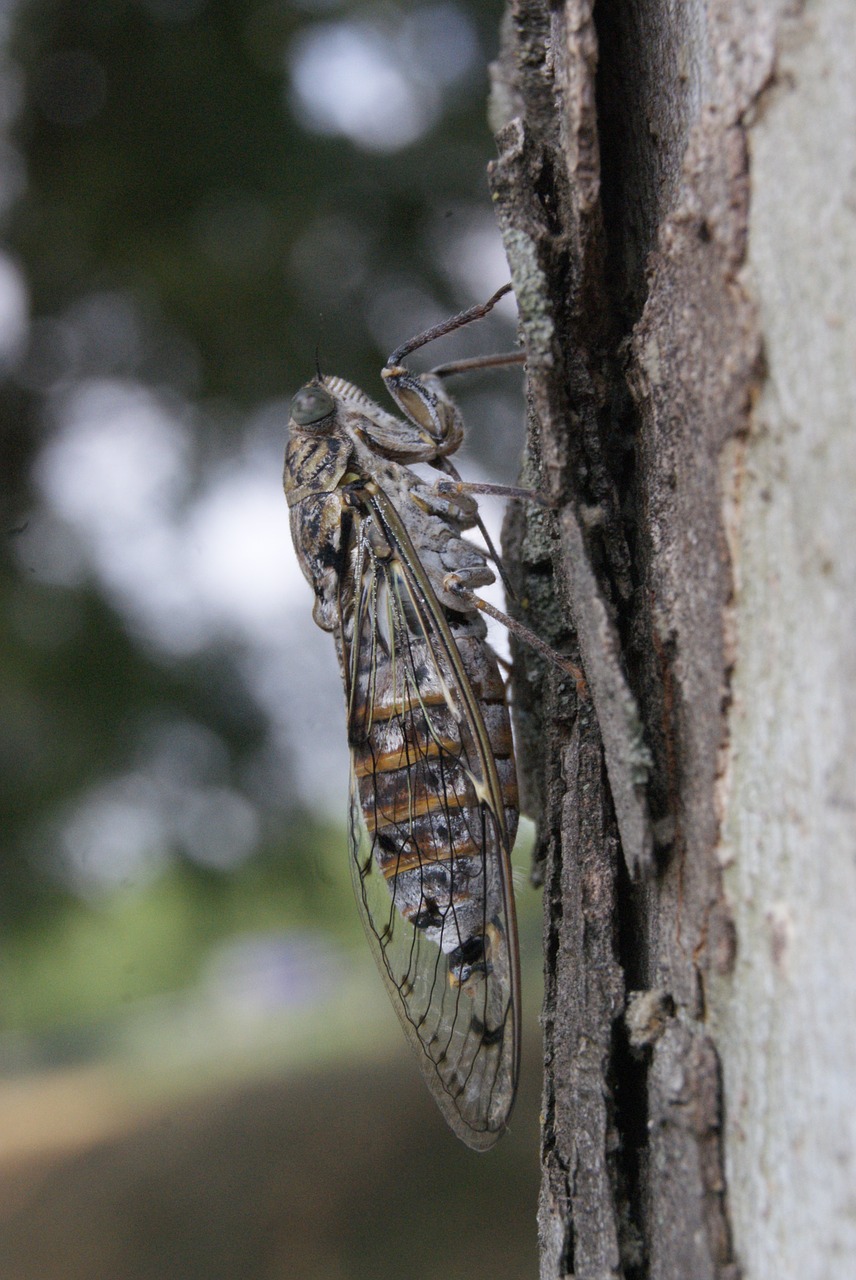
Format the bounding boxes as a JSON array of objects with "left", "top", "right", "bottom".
[{"left": 0, "top": 1039, "right": 541, "bottom": 1280}]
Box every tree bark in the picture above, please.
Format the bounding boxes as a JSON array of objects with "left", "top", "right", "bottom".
[{"left": 489, "top": 3, "right": 856, "bottom": 1278}]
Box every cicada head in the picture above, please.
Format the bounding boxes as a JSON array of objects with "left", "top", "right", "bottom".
[
  {"left": 288, "top": 382, "right": 336, "bottom": 433},
  {"left": 284, "top": 381, "right": 352, "bottom": 508}
]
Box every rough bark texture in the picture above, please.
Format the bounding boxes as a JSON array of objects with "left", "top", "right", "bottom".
[{"left": 490, "top": 2, "right": 856, "bottom": 1278}]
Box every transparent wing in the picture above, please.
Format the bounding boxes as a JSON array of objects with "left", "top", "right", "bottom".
[{"left": 342, "top": 497, "right": 520, "bottom": 1150}]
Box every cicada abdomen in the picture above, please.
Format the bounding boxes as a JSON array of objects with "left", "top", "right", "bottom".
[{"left": 284, "top": 288, "right": 523, "bottom": 1148}]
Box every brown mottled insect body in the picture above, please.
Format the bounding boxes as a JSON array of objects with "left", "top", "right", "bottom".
[
  {"left": 351, "top": 619, "right": 518, "bottom": 908},
  {"left": 284, "top": 297, "right": 522, "bottom": 1149}
]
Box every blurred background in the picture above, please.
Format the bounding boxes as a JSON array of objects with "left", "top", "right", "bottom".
[{"left": 0, "top": 0, "right": 542, "bottom": 1276}]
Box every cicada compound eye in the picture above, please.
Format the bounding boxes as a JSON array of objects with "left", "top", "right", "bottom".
[{"left": 290, "top": 384, "right": 335, "bottom": 428}]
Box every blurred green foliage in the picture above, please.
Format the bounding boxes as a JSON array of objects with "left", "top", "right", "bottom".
[
  {"left": 2, "top": 820, "right": 358, "bottom": 1032},
  {"left": 7, "top": 0, "right": 505, "bottom": 414}
]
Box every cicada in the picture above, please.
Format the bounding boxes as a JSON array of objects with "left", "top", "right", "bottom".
[{"left": 283, "top": 285, "right": 528, "bottom": 1149}]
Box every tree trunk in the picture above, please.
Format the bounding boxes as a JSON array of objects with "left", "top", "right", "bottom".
[{"left": 489, "top": 3, "right": 856, "bottom": 1278}]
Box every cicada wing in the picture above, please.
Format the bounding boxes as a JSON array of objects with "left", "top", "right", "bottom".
[{"left": 343, "top": 515, "right": 520, "bottom": 1150}]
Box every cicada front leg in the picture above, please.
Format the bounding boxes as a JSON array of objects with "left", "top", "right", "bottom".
[
  {"left": 380, "top": 282, "right": 517, "bottom": 455},
  {"left": 380, "top": 364, "right": 465, "bottom": 457}
]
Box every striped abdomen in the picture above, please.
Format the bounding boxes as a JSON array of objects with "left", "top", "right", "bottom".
[{"left": 349, "top": 623, "right": 518, "bottom": 971}]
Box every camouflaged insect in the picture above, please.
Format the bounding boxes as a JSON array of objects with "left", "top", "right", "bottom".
[{"left": 283, "top": 291, "right": 521, "bottom": 1149}]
